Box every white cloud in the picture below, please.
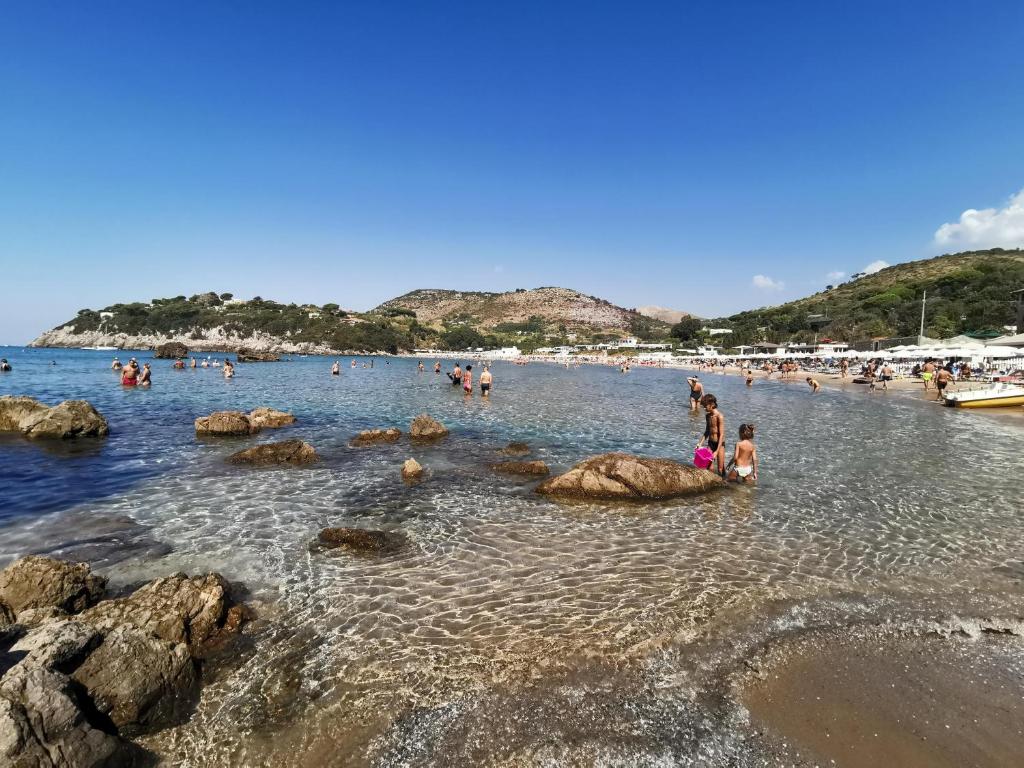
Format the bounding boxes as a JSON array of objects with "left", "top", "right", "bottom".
[
  {"left": 827, "top": 270, "right": 845, "bottom": 281},
  {"left": 934, "top": 189, "right": 1024, "bottom": 249},
  {"left": 752, "top": 274, "right": 784, "bottom": 290},
  {"left": 863, "top": 260, "right": 889, "bottom": 275}
]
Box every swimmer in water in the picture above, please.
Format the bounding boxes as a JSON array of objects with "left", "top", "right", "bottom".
[
  {"left": 687, "top": 376, "right": 703, "bottom": 412},
  {"left": 223, "top": 360, "right": 234, "bottom": 378},
  {"left": 448, "top": 363, "right": 462, "bottom": 387},
  {"left": 111, "top": 357, "right": 122, "bottom": 371},
  {"left": 190, "top": 357, "right": 197, "bottom": 369},
  {"left": 331, "top": 361, "right": 340, "bottom": 376},
  {"left": 480, "top": 366, "right": 492, "bottom": 397},
  {"left": 418, "top": 362, "right": 425, "bottom": 372},
  {"left": 806, "top": 377, "right": 820, "bottom": 393},
  {"left": 745, "top": 370, "right": 753, "bottom": 387},
  {"left": 139, "top": 363, "right": 152, "bottom": 386},
  {"left": 727, "top": 423, "right": 757, "bottom": 483},
  {"left": 434, "top": 361, "right": 441, "bottom": 374},
  {"left": 462, "top": 364, "right": 473, "bottom": 395},
  {"left": 121, "top": 363, "right": 138, "bottom": 386}
]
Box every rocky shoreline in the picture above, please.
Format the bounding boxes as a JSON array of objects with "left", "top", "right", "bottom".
[{"left": 0, "top": 556, "right": 248, "bottom": 766}]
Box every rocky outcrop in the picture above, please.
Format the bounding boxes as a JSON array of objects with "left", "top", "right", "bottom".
[
  {"left": 315, "top": 528, "right": 407, "bottom": 555},
  {"left": 0, "top": 556, "right": 107, "bottom": 615},
  {"left": 0, "top": 559, "right": 247, "bottom": 765},
  {"left": 248, "top": 407, "right": 295, "bottom": 429},
  {"left": 536, "top": 453, "right": 724, "bottom": 500},
  {"left": 0, "top": 396, "right": 48, "bottom": 431},
  {"left": 227, "top": 440, "right": 319, "bottom": 466},
  {"left": 154, "top": 341, "right": 188, "bottom": 359},
  {"left": 500, "top": 441, "right": 531, "bottom": 457},
  {"left": 409, "top": 414, "right": 449, "bottom": 442},
  {"left": 236, "top": 348, "right": 280, "bottom": 362},
  {"left": 490, "top": 460, "right": 550, "bottom": 476},
  {"left": 0, "top": 396, "right": 109, "bottom": 439},
  {"left": 195, "top": 408, "right": 296, "bottom": 436},
  {"left": 401, "top": 458, "right": 424, "bottom": 480},
  {"left": 195, "top": 410, "right": 255, "bottom": 436},
  {"left": 351, "top": 428, "right": 402, "bottom": 446}
]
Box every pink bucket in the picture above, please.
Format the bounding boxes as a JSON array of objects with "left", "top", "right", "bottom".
[{"left": 694, "top": 446, "right": 715, "bottom": 469}]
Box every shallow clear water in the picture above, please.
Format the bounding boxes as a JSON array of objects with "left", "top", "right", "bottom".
[{"left": 1, "top": 346, "right": 1022, "bottom": 766}]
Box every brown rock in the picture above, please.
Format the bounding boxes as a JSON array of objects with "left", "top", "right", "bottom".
[
  {"left": 536, "top": 452, "right": 724, "bottom": 500},
  {"left": 78, "top": 572, "right": 239, "bottom": 656},
  {"left": 70, "top": 624, "right": 198, "bottom": 736},
  {"left": 195, "top": 410, "right": 255, "bottom": 436},
  {"left": 22, "top": 400, "right": 109, "bottom": 439},
  {"left": 500, "top": 441, "right": 531, "bottom": 457},
  {"left": 316, "top": 528, "right": 407, "bottom": 555},
  {"left": 490, "top": 460, "right": 550, "bottom": 476},
  {"left": 226, "top": 439, "right": 319, "bottom": 466},
  {"left": 401, "top": 458, "right": 424, "bottom": 480},
  {"left": 236, "top": 348, "right": 280, "bottom": 362},
  {"left": 409, "top": 413, "right": 449, "bottom": 442},
  {"left": 0, "top": 556, "right": 107, "bottom": 616},
  {"left": 0, "top": 396, "right": 49, "bottom": 432},
  {"left": 0, "top": 601, "right": 14, "bottom": 628},
  {"left": 248, "top": 407, "right": 295, "bottom": 429},
  {"left": 351, "top": 427, "right": 402, "bottom": 446},
  {"left": 153, "top": 341, "right": 188, "bottom": 359}
]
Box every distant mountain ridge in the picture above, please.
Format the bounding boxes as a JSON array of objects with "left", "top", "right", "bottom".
[{"left": 636, "top": 305, "right": 695, "bottom": 324}]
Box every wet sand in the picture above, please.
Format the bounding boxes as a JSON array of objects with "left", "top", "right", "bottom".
[{"left": 740, "top": 628, "right": 1024, "bottom": 768}]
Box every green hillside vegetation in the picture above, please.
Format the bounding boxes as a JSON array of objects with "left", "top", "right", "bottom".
[
  {"left": 673, "top": 249, "right": 1024, "bottom": 346},
  {"left": 63, "top": 292, "right": 425, "bottom": 353}
]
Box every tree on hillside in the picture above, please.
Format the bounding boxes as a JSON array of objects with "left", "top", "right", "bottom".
[
  {"left": 441, "top": 326, "right": 486, "bottom": 350},
  {"left": 670, "top": 317, "right": 702, "bottom": 341}
]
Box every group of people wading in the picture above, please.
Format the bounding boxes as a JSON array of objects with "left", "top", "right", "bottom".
[
  {"left": 687, "top": 375, "right": 758, "bottom": 484},
  {"left": 112, "top": 355, "right": 234, "bottom": 386}
]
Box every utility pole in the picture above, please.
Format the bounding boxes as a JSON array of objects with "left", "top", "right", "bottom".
[{"left": 919, "top": 290, "right": 927, "bottom": 340}]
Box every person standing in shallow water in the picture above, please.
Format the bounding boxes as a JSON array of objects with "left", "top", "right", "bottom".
[
  {"left": 697, "top": 393, "right": 726, "bottom": 476},
  {"left": 449, "top": 363, "right": 462, "bottom": 387},
  {"left": 806, "top": 377, "right": 820, "bottom": 393},
  {"left": 0, "top": 358, "right": 10, "bottom": 372},
  {"left": 223, "top": 360, "right": 234, "bottom": 378},
  {"left": 687, "top": 376, "right": 703, "bottom": 411},
  {"left": 331, "top": 361, "right": 340, "bottom": 376},
  {"left": 139, "top": 363, "right": 152, "bottom": 386},
  {"left": 480, "top": 366, "right": 492, "bottom": 397},
  {"left": 462, "top": 364, "right": 473, "bottom": 396}
]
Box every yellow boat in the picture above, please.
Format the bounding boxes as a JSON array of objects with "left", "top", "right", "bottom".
[{"left": 943, "top": 383, "right": 1024, "bottom": 408}]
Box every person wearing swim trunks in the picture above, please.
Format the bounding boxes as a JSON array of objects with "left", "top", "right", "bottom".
[
  {"left": 434, "top": 361, "right": 441, "bottom": 374},
  {"left": 121, "top": 364, "right": 138, "bottom": 386},
  {"left": 480, "top": 366, "right": 492, "bottom": 396},
  {"left": 727, "top": 423, "right": 757, "bottom": 484},
  {"left": 879, "top": 363, "right": 893, "bottom": 391},
  {"left": 687, "top": 376, "right": 703, "bottom": 411},
  {"left": 332, "top": 361, "right": 340, "bottom": 375},
  {"left": 462, "top": 365, "right": 473, "bottom": 395},
  {"left": 697, "top": 393, "right": 725, "bottom": 475},
  {"left": 934, "top": 366, "right": 952, "bottom": 400},
  {"left": 922, "top": 359, "right": 935, "bottom": 390}
]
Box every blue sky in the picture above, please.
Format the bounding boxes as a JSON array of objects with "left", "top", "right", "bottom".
[{"left": 2, "top": 1, "right": 1023, "bottom": 343}]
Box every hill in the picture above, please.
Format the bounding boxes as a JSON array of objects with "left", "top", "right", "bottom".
[
  {"left": 636, "top": 305, "right": 695, "bottom": 324},
  {"left": 696, "top": 249, "right": 1024, "bottom": 346},
  {"left": 372, "top": 287, "right": 670, "bottom": 347}
]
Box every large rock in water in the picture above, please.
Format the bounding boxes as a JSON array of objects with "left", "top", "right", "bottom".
[
  {"left": 0, "top": 556, "right": 107, "bottom": 616},
  {"left": 248, "top": 407, "right": 295, "bottom": 429},
  {"left": 536, "top": 453, "right": 724, "bottom": 500},
  {"left": 236, "top": 348, "right": 280, "bottom": 362},
  {"left": 401, "top": 458, "right": 424, "bottom": 480},
  {"left": 490, "top": 460, "right": 550, "bottom": 476},
  {"left": 409, "top": 414, "right": 449, "bottom": 442},
  {"left": 153, "top": 341, "right": 188, "bottom": 359},
  {"left": 195, "top": 410, "right": 255, "bottom": 436},
  {"left": 226, "top": 440, "right": 319, "bottom": 466},
  {"left": 0, "top": 396, "right": 48, "bottom": 432},
  {"left": 351, "top": 427, "right": 402, "bottom": 446},
  {"left": 0, "top": 396, "right": 109, "bottom": 439}
]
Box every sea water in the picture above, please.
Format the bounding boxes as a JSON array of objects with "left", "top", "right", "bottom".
[{"left": 1, "top": 346, "right": 1022, "bottom": 765}]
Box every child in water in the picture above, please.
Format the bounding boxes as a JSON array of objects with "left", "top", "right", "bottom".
[{"left": 727, "top": 423, "right": 758, "bottom": 483}]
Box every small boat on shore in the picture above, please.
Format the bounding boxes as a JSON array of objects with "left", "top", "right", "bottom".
[{"left": 942, "top": 383, "right": 1024, "bottom": 408}]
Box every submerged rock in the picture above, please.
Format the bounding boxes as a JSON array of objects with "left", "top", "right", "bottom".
[
  {"left": 351, "top": 427, "right": 402, "bottom": 446},
  {"left": 226, "top": 439, "right": 319, "bottom": 466},
  {"left": 490, "top": 460, "right": 550, "bottom": 476},
  {"left": 536, "top": 453, "right": 724, "bottom": 500},
  {"left": 500, "top": 441, "right": 532, "bottom": 457},
  {"left": 195, "top": 410, "right": 255, "bottom": 436},
  {"left": 316, "top": 528, "right": 407, "bottom": 555},
  {"left": 248, "top": 407, "right": 295, "bottom": 429},
  {"left": 236, "top": 348, "right": 280, "bottom": 362},
  {"left": 0, "top": 396, "right": 109, "bottom": 439},
  {"left": 0, "top": 556, "right": 107, "bottom": 617},
  {"left": 410, "top": 414, "right": 449, "bottom": 442},
  {"left": 401, "top": 458, "right": 424, "bottom": 480},
  {"left": 153, "top": 341, "right": 188, "bottom": 359}
]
